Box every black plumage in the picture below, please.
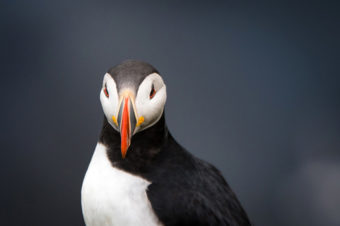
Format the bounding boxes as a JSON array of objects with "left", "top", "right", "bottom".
[{"left": 100, "top": 111, "right": 251, "bottom": 226}]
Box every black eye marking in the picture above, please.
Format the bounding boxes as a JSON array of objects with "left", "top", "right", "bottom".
[
  {"left": 150, "top": 84, "right": 156, "bottom": 99},
  {"left": 104, "top": 83, "right": 109, "bottom": 97}
]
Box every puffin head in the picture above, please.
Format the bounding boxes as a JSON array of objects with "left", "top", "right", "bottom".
[{"left": 100, "top": 60, "right": 167, "bottom": 158}]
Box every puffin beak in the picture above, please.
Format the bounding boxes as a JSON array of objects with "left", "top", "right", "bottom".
[{"left": 117, "top": 93, "right": 137, "bottom": 159}]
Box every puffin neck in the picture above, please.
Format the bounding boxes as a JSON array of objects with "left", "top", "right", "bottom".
[{"left": 99, "top": 113, "right": 168, "bottom": 173}]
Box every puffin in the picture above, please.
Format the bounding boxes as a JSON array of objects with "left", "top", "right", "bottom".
[{"left": 81, "top": 60, "right": 251, "bottom": 226}]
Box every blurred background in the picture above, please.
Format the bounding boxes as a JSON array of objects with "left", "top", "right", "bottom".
[{"left": 1, "top": 0, "right": 340, "bottom": 225}]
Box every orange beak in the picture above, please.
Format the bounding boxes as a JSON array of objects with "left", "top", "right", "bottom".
[{"left": 118, "top": 96, "right": 136, "bottom": 159}]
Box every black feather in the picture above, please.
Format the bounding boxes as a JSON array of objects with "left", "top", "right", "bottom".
[{"left": 100, "top": 113, "right": 251, "bottom": 226}]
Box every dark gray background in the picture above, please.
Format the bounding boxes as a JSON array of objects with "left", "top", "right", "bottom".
[{"left": 1, "top": 0, "right": 340, "bottom": 225}]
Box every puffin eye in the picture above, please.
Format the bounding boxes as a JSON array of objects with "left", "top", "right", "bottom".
[
  {"left": 104, "top": 83, "right": 109, "bottom": 97},
  {"left": 149, "top": 84, "right": 156, "bottom": 99}
]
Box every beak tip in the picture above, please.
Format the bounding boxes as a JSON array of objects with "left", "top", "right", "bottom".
[{"left": 121, "top": 147, "right": 128, "bottom": 159}]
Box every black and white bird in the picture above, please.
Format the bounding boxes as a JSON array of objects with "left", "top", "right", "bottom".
[{"left": 81, "top": 60, "right": 251, "bottom": 226}]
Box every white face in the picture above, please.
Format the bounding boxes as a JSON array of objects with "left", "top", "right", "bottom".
[{"left": 100, "top": 72, "right": 167, "bottom": 134}]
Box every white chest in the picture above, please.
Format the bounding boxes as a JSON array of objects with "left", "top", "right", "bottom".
[{"left": 81, "top": 143, "right": 162, "bottom": 226}]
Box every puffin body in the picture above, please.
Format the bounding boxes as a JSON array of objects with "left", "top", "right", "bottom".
[
  {"left": 81, "top": 143, "right": 161, "bottom": 226},
  {"left": 81, "top": 60, "right": 251, "bottom": 226}
]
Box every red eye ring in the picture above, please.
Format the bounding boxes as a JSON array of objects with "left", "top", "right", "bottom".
[
  {"left": 150, "top": 84, "right": 156, "bottom": 99},
  {"left": 104, "top": 84, "right": 109, "bottom": 97}
]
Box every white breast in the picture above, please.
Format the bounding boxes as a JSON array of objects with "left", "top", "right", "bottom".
[{"left": 81, "top": 143, "right": 162, "bottom": 226}]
